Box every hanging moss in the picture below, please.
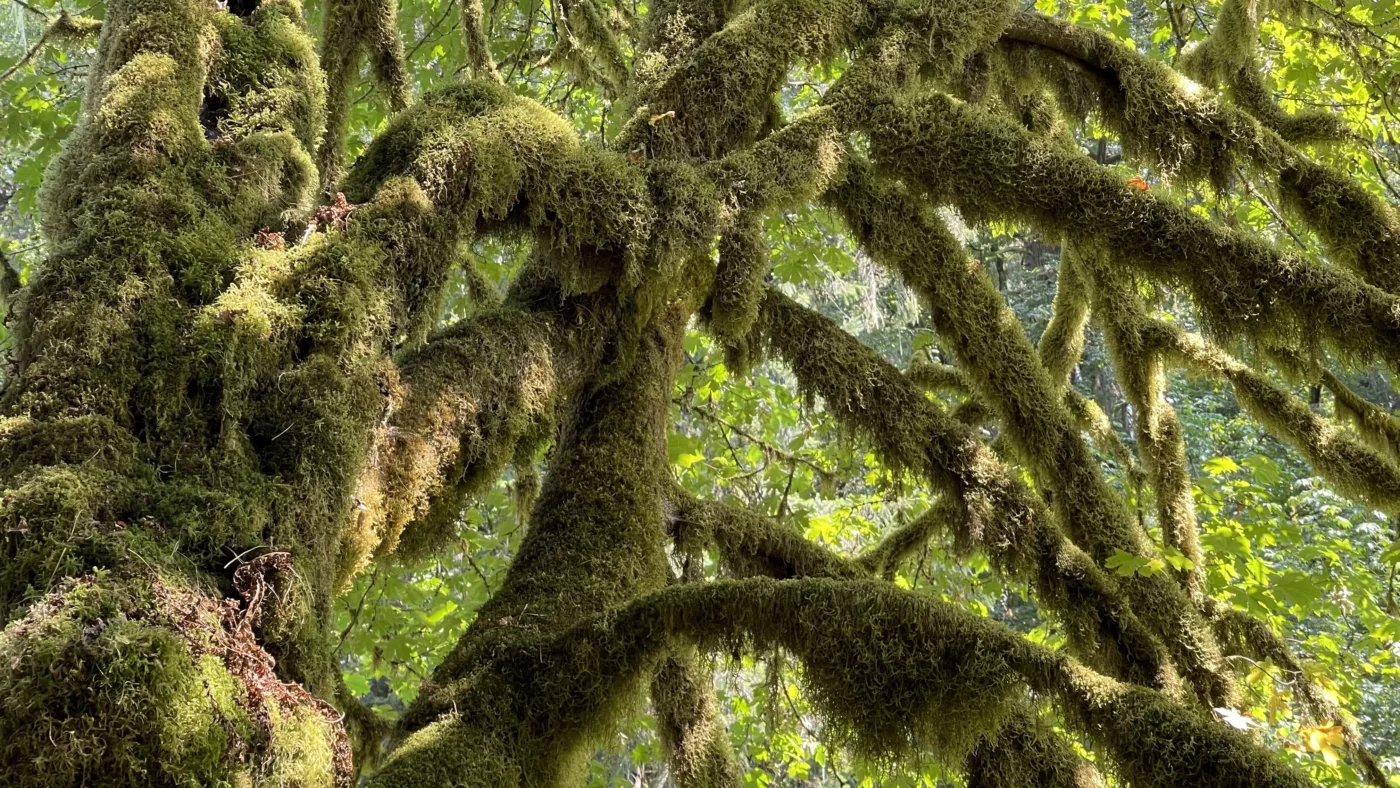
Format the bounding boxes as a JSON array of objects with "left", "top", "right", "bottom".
[
  {"left": 459, "top": 0, "right": 501, "bottom": 82},
  {"left": 864, "top": 91, "right": 1400, "bottom": 368},
  {"left": 1039, "top": 243, "right": 1091, "bottom": 389},
  {"left": 1000, "top": 12, "right": 1400, "bottom": 300},
  {"left": 1079, "top": 247, "right": 1205, "bottom": 596},
  {"left": 375, "top": 578, "right": 1312, "bottom": 788},
  {"left": 1166, "top": 330, "right": 1400, "bottom": 512},
  {"left": 671, "top": 487, "right": 864, "bottom": 582},
  {"left": 1320, "top": 369, "right": 1400, "bottom": 463},
  {"left": 1279, "top": 160, "right": 1400, "bottom": 294},
  {"left": 965, "top": 702, "right": 1104, "bottom": 788},
  {"left": 753, "top": 287, "right": 1178, "bottom": 692},
  {"left": 355, "top": 309, "right": 556, "bottom": 564},
  {"left": 651, "top": 651, "right": 743, "bottom": 788},
  {"left": 830, "top": 162, "right": 1230, "bottom": 706},
  {"left": 705, "top": 215, "right": 769, "bottom": 343},
  {"left": 318, "top": 0, "right": 412, "bottom": 190}
]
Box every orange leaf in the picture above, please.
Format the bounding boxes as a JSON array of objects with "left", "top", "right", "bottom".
[
  {"left": 1126, "top": 177, "right": 1149, "bottom": 191},
  {"left": 648, "top": 110, "right": 676, "bottom": 126}
]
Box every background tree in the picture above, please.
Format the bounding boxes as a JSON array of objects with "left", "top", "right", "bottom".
[{"left": 2, "top": 0, "right": 1400, "bottom": 786}]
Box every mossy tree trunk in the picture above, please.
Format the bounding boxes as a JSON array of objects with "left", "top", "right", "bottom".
[{"left": 1, "top": 0, "right": 1397, "bottom": 786}]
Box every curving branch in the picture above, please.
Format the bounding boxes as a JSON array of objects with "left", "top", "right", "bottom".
[
  {"left": 829, "top": 162, "right": 1231, "bottom": 705},
  {"left": 864, "top": 90, "right": 1400, "bottom": 367},
  {"left": 1000, "top": 11, "right": 1400, "bottom": 295},
  {"left": 370, "top": 577, "right": 1314, "bottom": 788}
]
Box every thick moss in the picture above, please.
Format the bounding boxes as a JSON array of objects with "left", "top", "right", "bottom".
[
  {"left": 0, "top": 573, "right": 347, "bottom": 787},
  {"left": 1079, "top": 247, "right": 1205, "bottom": 595},
  {"left": 864, "top": 91, "right": 1400, "bottom": 368},
  {"left": 830, "top": 164, "right": 1228, "bottom": 705},
  {"left": 651, "top": 652, "right": 742, "bottom": 788},
  {"left": 356, "top": 308, "right": 556, "bottom": 564}
]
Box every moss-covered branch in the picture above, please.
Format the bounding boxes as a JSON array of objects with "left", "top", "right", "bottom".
[
  {"left": 865, "top": 90, "right": 1400, "bottom": 366},
  {"left": 829, "top": 163, "right": 1230, "bottom": 705},
  {"left": 1000, "top": 11, "right": 1400, "bottom": 295},
  {"left": 371, "top": 578, "right": 1314, "bottom": 788},
  {"left": 319, "top": 0, "right": 412, "bottom": 190},
  {"left": 344, "top": 308, "right": 557, "bottom": 572},
  {"left": 753, "top": 287, "right": 1179, "bottom": 692},
  {"left": 1079, "top": 247, "right": 1205, "bottom": 595},
  {"left": 1164, "top": 329, "right": 1400, "bottom": 512}
]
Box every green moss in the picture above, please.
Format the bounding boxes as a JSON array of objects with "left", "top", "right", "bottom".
[
  {"left": 0, "top": 573, "right": 344, "bottom": 787},
  {"left": 866, "top": 91, "right": 1400, "bottom": 368},
  {"left": 830, "top": 163, "right": 1228, "bottom": 704},
  {"left": 751, "top": 287, "right": 1177, "bottom": 692},
  {"left": 651, "top": 652, "right": 742, "bottom": 788},
  {"left": 1279, "top": 160, "right": 1400, "bottom": 294},
  {"left": 965, "top": 702, "right": 1103, "bottom": 788},
  {"left": 1079, "top": 248, "right": 1205, "bottom": 595},
  {"left": 1038, "top": 243, "right": 1090, "bottom": 389},
  {"left": 1177, "top": 0, "right": 1348, "bottom": 145},
  {"left": 1166, "top": 330, "right": 1400, "bottom": 512},
  {"left": 363, "top": 309, "right": 556, "bottom": 562},
  {"left": 317, "top": 0, "right": 411, "bottom": 189},
  {"left": 705, "top": 216, "right": 769, "bottom": 342}
]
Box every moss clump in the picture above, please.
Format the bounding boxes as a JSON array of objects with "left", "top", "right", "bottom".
[
  {"left": 1038, "top": 242, "right": 1090, "bottom": 389},
  {"left": 705, "top": 216, "right": 770, "bottom": 343},
  {"left": 357, "top": 309, "right": 556, "bottom": 563},
  {"left": 1176, "top": 0, "right": 1349, "bottom": 145},
  {"left": 0, "top": 573, "right": 347, "bottom": 787}
]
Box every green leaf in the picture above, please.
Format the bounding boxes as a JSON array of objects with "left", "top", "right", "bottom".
[{"left": 1203, "top": 456, "right": 1243, "bottom": 476}]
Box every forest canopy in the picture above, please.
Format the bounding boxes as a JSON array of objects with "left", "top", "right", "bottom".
[{"left": 2, "top": 0, "right": 1400, "bottom": 786}]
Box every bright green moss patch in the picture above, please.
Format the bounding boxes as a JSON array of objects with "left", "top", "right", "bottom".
[{"left": 0, "top": 573, "right": 347, "bottom": 787}]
